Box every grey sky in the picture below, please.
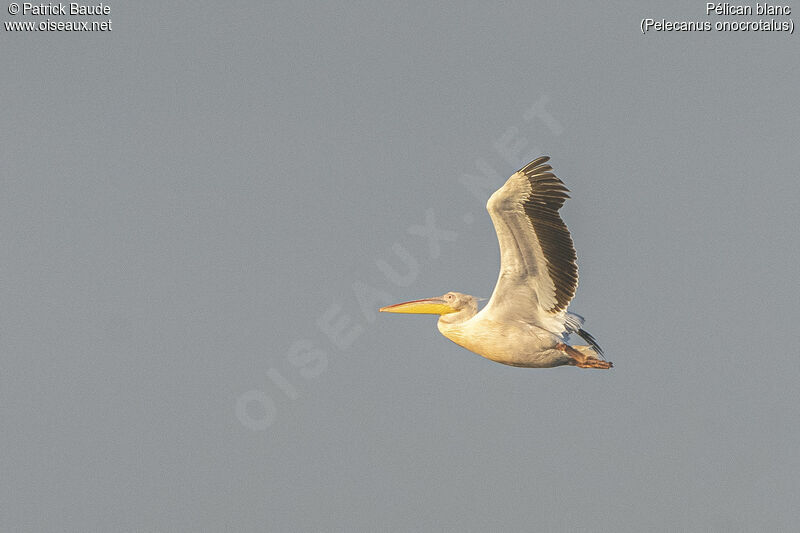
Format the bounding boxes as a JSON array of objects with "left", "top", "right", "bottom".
[{"left": 2, "top": 2, "right": 799, "bottom": 531}]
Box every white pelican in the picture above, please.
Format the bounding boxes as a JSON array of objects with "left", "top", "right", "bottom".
[{"left": 380, "top": 157, "right": 611, "bottom": 369}]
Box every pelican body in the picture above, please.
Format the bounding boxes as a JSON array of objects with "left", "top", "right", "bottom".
[{"left": 380, "top": 157, "right": 611, "bottom": 369}]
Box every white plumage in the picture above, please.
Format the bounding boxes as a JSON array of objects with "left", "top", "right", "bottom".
[{"left": 381, "top": 157, "right": 610, "bottom": 369}]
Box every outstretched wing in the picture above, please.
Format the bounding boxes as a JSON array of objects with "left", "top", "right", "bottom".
[{"left": 481, "top": 156, "right": 578, "bottom": 326}]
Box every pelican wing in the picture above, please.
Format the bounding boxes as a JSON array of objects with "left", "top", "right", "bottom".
[{"left": 483, "top": 156, "right": 578, "bottom": 324}]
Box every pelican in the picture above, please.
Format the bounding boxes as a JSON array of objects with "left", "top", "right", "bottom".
[{"left": 380, "top": 156, "right": 611, "bottom": 369}]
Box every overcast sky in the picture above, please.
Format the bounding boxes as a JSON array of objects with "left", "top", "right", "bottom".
[{"left": 2, "top": 2, "right": 799, "bottom": 531}]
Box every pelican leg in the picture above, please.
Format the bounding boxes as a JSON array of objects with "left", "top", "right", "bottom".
[{"left": 557, "top": 343, "right": 613, "bottom": 369}]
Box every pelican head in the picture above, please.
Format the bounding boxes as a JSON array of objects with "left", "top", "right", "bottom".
[{"left": 380, "top": 292, "right": 478, "bottom": 321}]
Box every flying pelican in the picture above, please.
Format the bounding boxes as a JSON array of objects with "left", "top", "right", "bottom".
[{"left": 380, "top": 156, "right": 611, "bottom": 369}]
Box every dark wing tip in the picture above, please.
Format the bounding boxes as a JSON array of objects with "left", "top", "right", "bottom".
[
  {"left": 577, "top": 328, "right": 605, "bottom": 358},
  {"left": 519, "top": 157, "right": 579, "bottom": 313},
  {"left": 518, "top": 156, "right": 551, "bottom": 176}
]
